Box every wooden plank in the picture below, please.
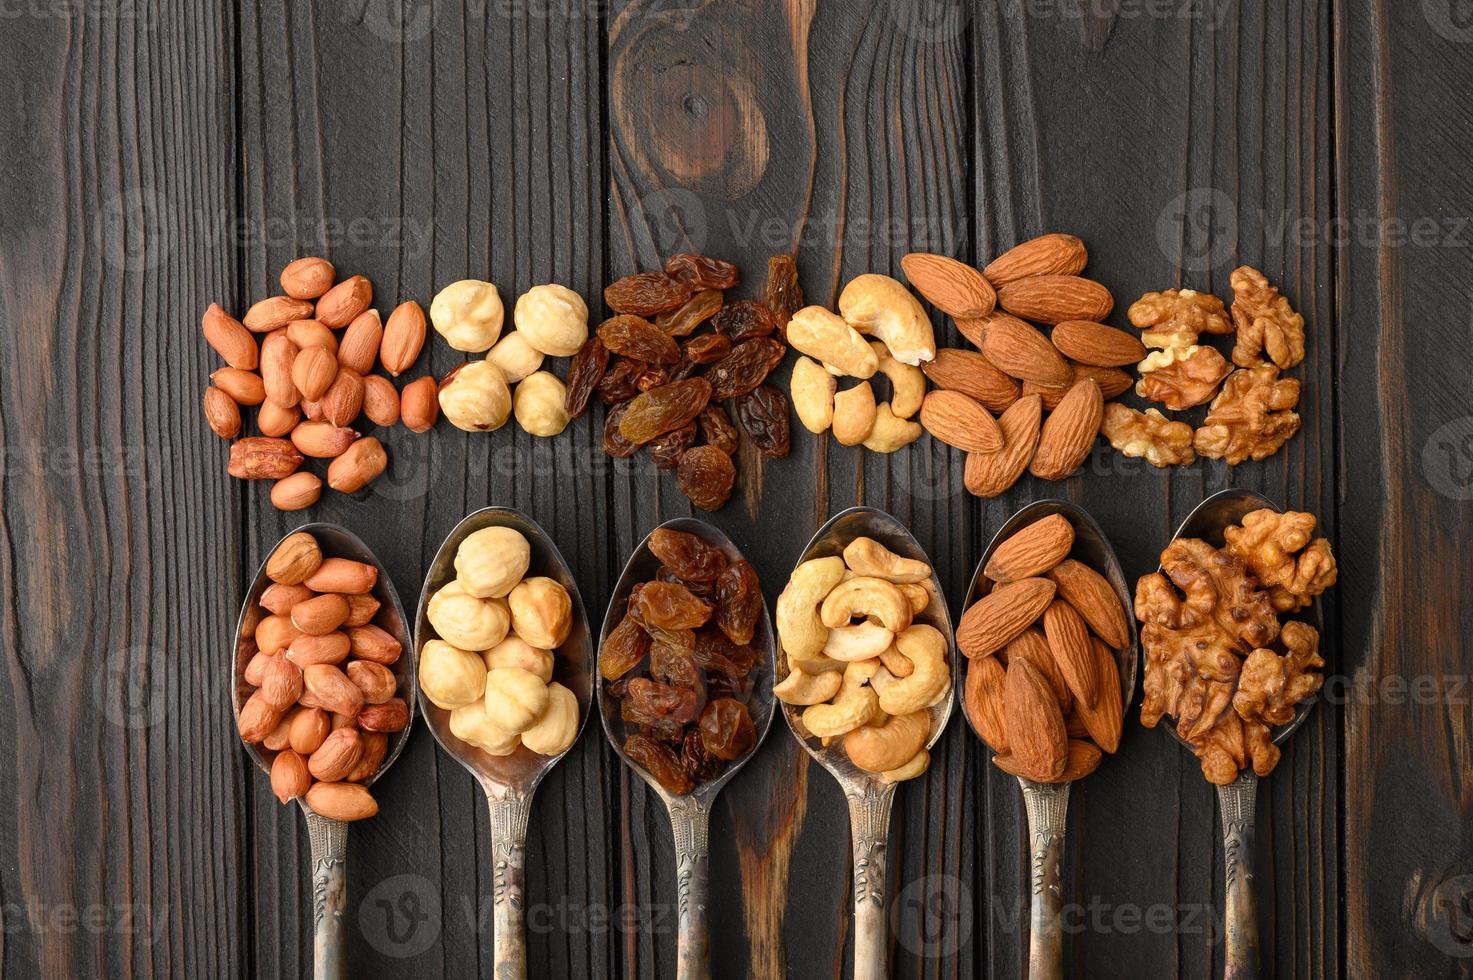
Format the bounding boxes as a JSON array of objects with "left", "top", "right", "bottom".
[
  {"left": 1336, "top": 2, "right": 1473, "bottom": 975},
  {"left": 0, "top": 3, "right": 242, "bottom": 976},
  {"left": 235, "top": 2, "right": 612, "bottom": 975}
]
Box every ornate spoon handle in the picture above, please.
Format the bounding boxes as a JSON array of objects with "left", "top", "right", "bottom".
[
  {"left": 487, "top": 792, "right": 533, "bottom": 980},
  {"left": 1021, "top": 780, "right": 1070, "bottom": 980},
  {"left": 668, "top": 796, "right": 712, "bottom": 980},
  {"left": 847, "top": 780, "right": 897, "bottom": 980},
  {"left": 1218, "top": 771, "right": 1260, "bottom": 980},
  {"left": 306, "top": 812, "right": 348, "bottom": 980}
]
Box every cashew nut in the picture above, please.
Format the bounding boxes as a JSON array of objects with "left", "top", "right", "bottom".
[
  {"left": 820, "top": 577, "right": 913, "bottom": 632},
  {"left": 801, "top": 660, "right": 880, "bottom": 738},
  {"left": 776, "top": 556, "right": 847, "bottom": 659},
  {"left": 878, "top": 646, "right": 914, "bottom": 677},
  {"left": 875, "top": 624, "right": 950, "bottom": 715},
  {"left": 842, "top": 536, "right": 932, "bottom": 584},
  {"left": 881, "top": 748, "right": 930, "bottom": 782},
  {"left": 838, "top": 274, "right": 936, "bottom": 366},
  {"left": 869, "top": 340, "right": 926, "bottom": 418},
  {"left": 790, "top": 355, "right": 837, "bottom": 433},
  {"left": 843, "top": 710, "right": 930, "bottom": 772},
  {"left": 822, "top": 621, "right": 895, "bottom": 662},
  {"left": 899, "top": 583, "right": 930, "bottom": 615},
  {"left": 787, "top": 306, "right": 879, "bottom": 379},
  {"left": 831, "top": 382, "right": 877, "bottom": 446},
  {"left": 861, "top": 403, "right": 923, "bottom": 453},
  {"left": 773, "top": 665, "right": 844, "bottom": 705}
]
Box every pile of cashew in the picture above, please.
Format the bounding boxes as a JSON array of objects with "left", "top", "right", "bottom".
[
  {"left": 787, "top": 274, "right": 933, "bottom": 454},
  {"left": 774, "top": 536, "right": 950, "bottom": 781}
]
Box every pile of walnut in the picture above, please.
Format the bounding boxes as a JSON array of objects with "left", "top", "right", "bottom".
[
  {"left": 417, "top": 525, "right": 579, "bottom": 758},
  {"left": 203, "top": 258, "right": 439, "bottom": 510},
  {"left": 957, "top": 515, "right": 1128, "bottom": 782},
  {"left": 774, "top": 537, "right": 948, "bottom": 782},
  {"left": 600, "top": 529, "right": 764, "bottom": 795},
  {"left": 236, "top": 531, "right": 410, "bottom": 822},
  {"left": 568, "top": 253, "right": 802, "bottom": 510},
  {"left": 1135, "top": 509, "right": 1337, "bottom": 784},
  {"left": 1104, "top": 266, "right": 1307, "bottom": 467}
]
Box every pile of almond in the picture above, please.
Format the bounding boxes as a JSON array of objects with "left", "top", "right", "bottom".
[
  {"left": 957, "top": 514, "right": 1127, "bottom": 782},
  {"left": 236, "top": 531, "right": 410, "bottom": 822},
  {"left": 202, "top": 258, "right": 439, "bottom": 510}
]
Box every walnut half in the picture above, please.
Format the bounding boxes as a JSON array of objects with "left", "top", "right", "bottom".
[
  {"left": 1135, "top": 344, "right": 1232, "bottom": 410},
  {"left": 1128, "top": 287, "right": 1232, "bottom": 349},
  {"left": 1230, "top": 266, "right": 1305, "bottom": 369},
  {"left": 1223, "top": 509, "right": 1338, "bottom": 611},
  {"left": 1193, "top": 365, "right": 1301, "bottom": 465},
  {"left": 1100, "top": 404, "right": 1196, "bottom": 467}
]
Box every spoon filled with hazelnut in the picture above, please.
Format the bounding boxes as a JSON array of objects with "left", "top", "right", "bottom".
[
  {"left": 413, "top": 507, "right": 594, "bottom": 980},
  {"left": 596, "top": 520, "right": 776, "bottom": 980}
]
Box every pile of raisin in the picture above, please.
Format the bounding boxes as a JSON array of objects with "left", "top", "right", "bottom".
[
  {"left": 601, "top": 528, "right": 763, "bottom": 794},
  {"left": 567, "top": 253, "right": 803, "bottom": 510}
]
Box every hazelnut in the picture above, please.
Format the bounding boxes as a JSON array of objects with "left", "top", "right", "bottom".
[
  {"left": 417, "top": 639, "right": 488, "bottom": 710},
  {"left": 512, "top": 370, "right": 571, "bottom": 438},
  {"left": 512, "top": 284, "right": 588, "bottom": 356},
  {"left": 454, "top": 526, "right": 530, "bottom": 598},
  {"left": 481, "top": 635, "right": 554, "bottom": 682},
  {"left": 507, "top": 576, "right": 572, "bottom": 649},
  {"left": 427, "top": 580, "right": 511, "bottom": 651},
  {"left": 487, "top": 330, "right": 546, "bottom": 383},
  {"left": 439, "top": 360, "right": 512, "bottom": 431},
  {"left": 482, "top": 666, "right": 550, "bottom": 733},
  {"left": 448, "top": 698, "right": 521, "bottom": 756},
  {"left": 519, "top": 681, "right": 579, "bottom": 756},
  {"left": 430, "top": 279, "right": 504, "bottom": 352}
]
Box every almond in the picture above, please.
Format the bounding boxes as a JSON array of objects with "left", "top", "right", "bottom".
[
  {"left": 901, "top": 252, "right": 996, "bottom": 318},
  {"left": 305, "top": 781, "right": 379, "bottom": 821},
  {"left": 400, "top": 376, "right": 440, "bottom": 432},
  {"left": 260, "top": 332, "right": 300, "bottom": 409},
  {"left": 270, "top": 750, "right": 311, "bottom": 803},
  {"left": 280, "top": 257, "right": 336, "bottom": 300},
  {"left": 922, "top": 349, "right": 1020, "bottom": 414},
  {"left": 203, "top": 386, "right": 242, "bottom": 438},
  {"left": 979, "top": 314, "right": 1071, "bottom": 385},
  {"left": 1047, "top": 559, "right": 1130, "bottom": 649},
  {"left": 343, "top": 594, "right": 381, "bottom": 628},
  {"left": 202, "top": 303, "right": 259, "bottom": 369},
  {"left": 347, "top": 660, "right": 398, "bottom": 703},
  {"left": 320, "top": 368, "right": 365, "bottom": 427},
  {"left": 347, "top": 733, "right": 388, "bottom": 783},
  {"left": 1004, "top": 629, "right": 1071, "bottom": 710},
  {"left": 1042, "top": 599, "right": 1098, "bottom": 708},
  {"left": 286, "top": 319, "right": 338, "bottom": 356},
  {"left": 309, "top": 728, "right": 364, "bottom": 781},
  {"left": 362, "top": 375, "right": 401, "bottom": 427},
  {"left": 952, "top": 316, "right": 987, "bottom": 348},
  {"left": 291, "top": 421, "right": 359, "bottom": 458},
  {"left": 289, "top": 707, "right": 331, "bottom": 755},
  {"left": 1002, "top": 658, "right": 1067, "bottom": 781},
  {"left": 315, "top": 274, "right": 372, "bottom": 329},
  {"left": 1050, "top": 320, "right": 1146, "bottom": 367},
  {"left": 983, "top": 234, "right": 1088, "bottom": 287},
  {"left": 997, "top": 275, "right": 1114, "bottom": 325},
  {"left": 956, "top": 577, "right": 1056, "bottom": 659},
  {"left": 986, "top": 514, "right": 1075, "bottom": 583},
  {"left": 300, "top": 663, "right": 365, "bottom": 716},
  {"left": 346, "top": 623, "right": 402, "bottom": 665},
  {"left": 381, "top": 301, "right": 427, "bottom": 375},
  {"left": 267, "top": 532, "right": 322, "bottom": 585},
  {"left": 358, "top": 697, "right": 410, "bottom": 733},
  {"left": 963, "top": 655, "right": 1009, "bottom": 753},
  {"left": 304, "top": 557, "right": 378, "bottom": 594},
  {"left": 258, "top": 400, "right": 302, "bottom": 437},
  {"left": 291, "top": 345, "right": 339, "bottom": 401},
  {"left": 259, "top": 653, "right": 304, "bottom": 710},
  {"left": 228, "top": 437, "right": 304, "bottom": 481},
  {"left": 994, "top": 739, "right": 1101, "bottom": 782},
  {"left": 328, "top": 437, "right": 388, "bottom": 493},
  {"left": 290, "top": 593, "right": 351, "bottom": 635},
  {"left": 1028, "top": 379, "right": 1102, "bottom": 480},
  {"left": 1075, "top": 638, "right": 1124, "bottom": 752},
  {"left": 286, "top": 632, "right": 352, "bottom": 668},
  {"left": 1025, "top": 363, "right": 1131, "bottom": 408},
  {"left": 918, "top": 390, "right": 1003, "bottom": 453},
  {"left": 338, "top": 309, "right": 384, "bottom": 375},
  {"left": 963, "top": 395, "right": 1042, "bottom": 498},
  {"left": 211, "top": 367, "right": 266, "bottom": 406},
  {"left": 244, "top": 295, "right": 314, "bottom": 333},
  {"left": 260, "top": 583, "right": 314, "bottom": 616}
]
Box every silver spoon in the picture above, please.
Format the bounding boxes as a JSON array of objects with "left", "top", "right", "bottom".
[
  {"left": 777, "top": 505, "right": 957, "bottom": 980},
  {"left": 596, "top": 517, "right": 776, "bottom": 980},
  {"left": 232, "top": 523, "right": 418, "bottom": 980},
  {"left": 959, "top": 499, "right": 1139, "bottom": 980},
  {"left": 1155, "top": 487, "right": 1323, "bottom": 980},
  {"left": 413, "top": 507, "right": 594, "bottom": 980}
]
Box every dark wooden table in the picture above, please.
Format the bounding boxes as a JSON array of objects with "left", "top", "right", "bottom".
[{"left": 3, "top": 1, "right": 1470, "bottom": 976}]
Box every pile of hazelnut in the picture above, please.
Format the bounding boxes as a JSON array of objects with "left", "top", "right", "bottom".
[{"left": 417, "top": 525, "right": 580, "bottom": 758}]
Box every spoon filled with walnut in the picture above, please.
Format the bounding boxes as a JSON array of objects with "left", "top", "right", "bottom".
[
  {"left": 596, "top": 519, "right": 776, "bottom": 980},
  {"left": 1137, "top": 487, "right": 1337, "bottom": 980},
  {"left": 413, "top": 507, "right": 594, "bottom": 980},
  {"left": 773, "top": 506, "right": 956, "bottom": 980},
  {"left": 232, "top": 524, "right": 418, "bottom": 980},
  {"left": 956, "top": 500, "right": 1137, "bottom": 980}
]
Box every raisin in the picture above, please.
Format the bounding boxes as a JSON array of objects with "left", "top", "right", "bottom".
[
  {"left": 650, "top": 638, "right": 705, "bottom": 695},
  {"left": 699, "top": 406, "right": 739, "bottom": 456},
  {"left": 707, "top": 337, "right": 785, "bottom": 400},
  {"left": 699, "top": 699, "right": 756, "bottom": 761},
  {"left": 656, "top": 567, "right": 717, "bottom": 597},
  {"left": 598, "top": 359, "right": 645, "bottom": 404},
  {"left": 677, "top": 445, "right": 736, "bottom": 510},
  {"left": 597, "top": 315, "right": 681, "bottom": 364},
  {"left": 648, "top": 422, "right": 697, "bottom": 470},
  {"left": 734, "top": 384, "right": 791, "bottom": 458},
  {"left": 693, "top": 628, "right": 756, "bottom": 677},
  {"left": 624, "top": 733, "right": 694, "bottom": 795},
  {"left": 600, "top": 614, "right": 650, "bottom": 680},
  {"left": 683, "top": 333, "right": 732, "bottom": 365},
  {"left": 680, "top": 727, "right": 723, "bottom": 783},
  {"left": 664, "top": 252, "right": 740, "bottom": 290},
  {"left": 565, "top": 336, "right": 609, "bottom": 418},
  {"left": 604, "top": 272, "right": 693, "bottom": 316},
  {"left": 656, "top": 289, "right": 723, "bottom": 337},
  {"left": 714, "top": 558, "right": 762, "bottom": 645},
  {"left": 649, "top": 528, "right": 729, "bottom": 581},
  {"left": 625, "top": 677, "right": 702, "bottom": 724},
  {"left": 602, "top": 402, "right": 640, "bottom": 458},
  {"left": 712, "top": 300, "right": 778, "bottom": 341},
  {"left": 636, "top": 366, "right": 671, "bottom": 392},
  {"left": 635, "top": 581, "right": 714, "bottom": 630},
  {"left": 619, "top": 378, "right": 712, "bottom": 445},
  {"left": 764, "top": 254, "right": 803, "bottom": 332}
]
